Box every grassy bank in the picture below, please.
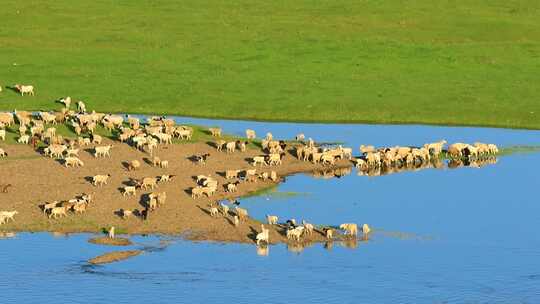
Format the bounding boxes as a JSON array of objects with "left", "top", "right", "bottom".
[{"left": 0, "top": 1, "right": 539, "bottom": 128}]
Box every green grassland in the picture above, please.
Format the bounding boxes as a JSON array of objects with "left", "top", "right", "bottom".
[{"left": 0, "top": 1, "right": 539, "bottom": 128}]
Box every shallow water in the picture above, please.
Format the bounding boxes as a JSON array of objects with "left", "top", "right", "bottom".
[{"left": 1, "top": 118, "right": 540, "bottom": 303}]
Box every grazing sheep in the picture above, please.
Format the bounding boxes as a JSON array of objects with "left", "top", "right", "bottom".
[
  {"left": 267, "top": 153, "right": 282, "bottom": 166},
  {"left": 156, "top": 192, "right": 167, "bottom": 206},
  {"left": 18, "top": 135, "right": 30, "bottom": 144},
  {"left": 14, "top": 84, "right": 35, "bottom": 96},
  {"left": 220, "top": 203, "right": 230, "bottom": 216},
  {"left": 91, "top": 134, "right": 102, "bottom": 144},
  {"left": 325, "top": 228, "right": 333, "bottom": 239},
  {"left": 286, "top": 227, "right": 304, "bottom": 242},
  {"left": 269, "top": 171, "right": 278, "bottom": 182},
  {"left": 235, "top": 207, "right": 249, "bottom": 221},
  {"left": 140, "top": 177, "right": 158, "bottom": 190},
  {"left": 209, "top": 127, "right": 222, "bottom": 137},
  {"left": 233, "top": 215, "right": 239, "bottom": 227},
  {"left": 191, "top": 186, "right": 204, "bottom": 199},
  {"left": 72, "top": 202, "right": 87, "bottom": 214},
  {"left": 42, "top": 201, "right": 59, "bottom": 214},
  {"left": 245, "top": 129, "right": 256, "bottom": 140},
  {"left": 302, "top": 220, "right": 314, "bottom": 236},
  {"left": 225, "top": 169, "right": 240, "bottom": 179},
  {"left": 215, "top": 140, "right": 226, "bottom": 151},
  {"left": 59, "top": 96, "right": 71, "bottom": 109},
  {"left": 0, "top": 148, "right": 7, "bottom": 157},
  {"left": 94, "top": 145, "right": 112, "bottom": 158},
  {"left": 266, "top": 215, "right": 278, "bottom": 225},
  {"left": 127, "top": 160, "right": 140, "bottom": 171},
  {"left": 340, "top": 223, "right": 358, "bottom": 236},
  {"left": 256, "top": 224, "right": 270, "bottom": 245},
  {"left": 121, "top": 209, "right": 134, "bottom": 220},
  {"left": 123, "top": 186, "right": 136, "bottom": 196},
  {"left": 174, "top": 127, "right": 193, "bottom": 140},
  {"left": 77, "top": 100, "right": 86, "bottom": 113},
  {"left": 235, "top": 141, "right": 247, "bottom": 153},
  {"left": 66, "top": 148, "right": 79, "bottom": 157},
  {"left": 360, "top": 145, "right": 375, "bottom": 154},
  {"left": 1, "top": 184, "right": 12, "bottom": 193},
  {"left": 152, "top": 156, "right": 161, "bottom": 167},
  {"left": 259, "top": 172, "right": 269, "bottom": 181},
  {"left": 226, "top": 182, "right": 239, "bottom": 193},
  {"left": 64, "top": 157, "right": 84, "bottom": 167},
  {"left": 252, "top": 156, "right": 266, "bottom": 166},
  {"left": 0, "top": 211, "right": 18, "bottom": 223},
  {"left": 159, "top": 160, "right": 169, "bottom": 168},
  {"left": 209, "top": 207, "right": 219, "bottom": 217},
  {"left": 92, "top": 174, "right": 111, "bottom": 186},
  {"left": 108, "top": 226, "right": 115, "bottom": 239},
  {"left": 226, "top": 141, "right": 236, "bottom": 153},
  {"left": 48, "top": 206, "right": 67, "bottom": 219},
  {"left": 159, "top": 174, "right": 175, "bottom": 183},
  {"left": 362, "top": 223, "right": 371, "bottom": 235}
]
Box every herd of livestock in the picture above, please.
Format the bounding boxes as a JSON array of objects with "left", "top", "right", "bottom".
[{"left": 0, "top": 90, "right": 500, "bottom": 246}]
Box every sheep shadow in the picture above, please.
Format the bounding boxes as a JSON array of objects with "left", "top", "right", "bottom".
[
  {"left": 206, "top": 141, "right": 218, "bottom": 149},
  {"left": 121, "top": 161, "right": 131, "bottom": 171},
  {"left": 143, "top": 157, "right": 153, "bottom": 165},
  {"left": 122, "top": 178, "right": 138, "bottom": 187},
  {"left": 83, "top": 148, "right": 95, "bottom": 156},
  {"left": 187, "top": 155, "right": 200, "bottom": 163},
  {"left": 5, "top": 86, "right": 20, "bottom": 94},
  {"left": 196, "top": 205, "right": 213, "bottom": 217},
  {"left": 216, "top": 171, "right": 227, "bottom": 178},
  {"left": 247, "top": 226, "right": 259, "bottom": 243},
  {"left": 83, "top": 176, "right": 94, "bottom": 184},
  {"left": 138, "top": 193, "right": 151, "bottom": 209}
]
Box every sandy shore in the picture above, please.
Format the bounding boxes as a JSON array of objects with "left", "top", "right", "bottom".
[{"left": 0, "top": 139, "right": 352, "bottom": 244}]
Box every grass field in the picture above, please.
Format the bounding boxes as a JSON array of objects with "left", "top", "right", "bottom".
[{"left": 1, "top": 1, "right": 539, "bottom": 129}]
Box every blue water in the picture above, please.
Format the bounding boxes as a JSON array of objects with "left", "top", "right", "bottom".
[{"left": 1, "top": 118, "right": 540, "bottom": 303}]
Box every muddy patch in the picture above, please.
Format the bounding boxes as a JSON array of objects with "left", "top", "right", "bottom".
[
  {"left": 88, "top": 250, "right": 142, "bottom": 264},
  {"left": 88, "top": 237, "right": 132, "bottom": 246}
]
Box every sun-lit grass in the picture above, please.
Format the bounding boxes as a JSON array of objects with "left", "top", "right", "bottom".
[{"left": 0, "top": 1, "right": 539, "bottom": 128}]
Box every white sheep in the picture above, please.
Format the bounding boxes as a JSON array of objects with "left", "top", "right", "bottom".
[
  {"left": 235, "top": 207, "right": 249, "bottom": 221},
  {"left": 340, "top": 223, "right": 358, "bottom": 236},
  {"left": 233, "top": 215, "right": 239, "bottom": 227},
  {"left": 14, "top": 84, "right": 35, "bottom": 96},
  {"left": 256, "top": 224, "right": 270, "bottom": 245},
  {"left": 220, "top": 203, "right": 230, "bottom": 216},
  {"left": 123, "top": 186, "right": 136, "bottom": 196},
  {"left": 252, "top": 156, "right": 266, "bottom": 166},
  {"left": 0, "top": 129, "right": 6, "bottom": 141},
  {"left": 18, "top": 135, "right": 30, "bottom": 144},
  {"left": 0, "top": 211, "right": 18, "bottom": 223},
  {"left": 209, "top": 206, "right": 219, "bottom": 217},
  {"left": 245, "top": 129, "right": 256, "bottom": 140},
  {"left": 64, "top": 157, "right": 84, "bottom": 167},
  {"left": 48, "top": 206, "right": 67, "bottom": 219},
  {"left": 226, "top": 141, "right": 236, "bottom": 153},
  {"left": 108, "top": 226, "right": 115, "bottom": 239},
  {"left": 0, "top": 148, "right": 7, "bottom": 157},
  {"left": 92, "top": 174, "right": 111, "bottom": 186},
  {"left": 266, "top": 215, "right": 278, "bottom": 225}
]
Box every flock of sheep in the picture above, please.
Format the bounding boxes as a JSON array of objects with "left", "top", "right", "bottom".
[{"left": 0, "top": 88, "right": 501, "bottom": 247}]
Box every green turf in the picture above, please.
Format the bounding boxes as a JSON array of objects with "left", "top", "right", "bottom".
[{"left": 1, "top": 1, "right": 539, "bottom": 129}]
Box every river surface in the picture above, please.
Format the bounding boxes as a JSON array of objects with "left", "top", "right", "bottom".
[{"left": 1, "top": 117, "right": 540, "bottom": 303}]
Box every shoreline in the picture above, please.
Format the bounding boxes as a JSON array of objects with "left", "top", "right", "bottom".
[{"left": 1, "top": 108, "right": 539, "bottom": 131}]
